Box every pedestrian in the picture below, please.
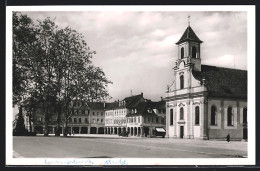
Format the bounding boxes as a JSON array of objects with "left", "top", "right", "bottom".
[
  {"left": 73, "top": 130, "right": 75, "bottom": 136},
  {"left": 226, "top": 134, "right": 230, "bottom": 143}
]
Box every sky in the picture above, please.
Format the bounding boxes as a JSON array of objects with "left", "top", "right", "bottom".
[{"left": 19, "top": 11, "right": 247, "bottom": 102}]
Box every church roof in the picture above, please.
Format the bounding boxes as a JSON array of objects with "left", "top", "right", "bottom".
[
  {"left": 176, "top": 26, "right": 203, "bottom": 45},
  {"left": 192, "top": 65, "right": 247, "bottom": 99}
]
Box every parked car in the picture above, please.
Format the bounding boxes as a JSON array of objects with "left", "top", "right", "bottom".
[{"left": 118, "top": 131, "right": 129, "bottom": 137}]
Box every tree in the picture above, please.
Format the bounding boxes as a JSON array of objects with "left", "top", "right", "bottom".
[
  {"left": 13, "top": 12, "right": 112, "bottom": 137},
  {"left": 13, "top": 12, "right": 37, "bottom": 107},
  {"left": 52, "top": 27, "right": 111, "bottom": 136},
  {"left": 23, "top": 18, "right": 59, "bottom": 136}
]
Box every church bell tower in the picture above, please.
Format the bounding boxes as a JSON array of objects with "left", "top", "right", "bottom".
[{"left": 174, "top": 17, "right": 203, "bottom": 71}]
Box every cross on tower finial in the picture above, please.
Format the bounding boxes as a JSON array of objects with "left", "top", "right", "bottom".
[{"left": 188, "top": 15, "right": 190, "bottom": 26}]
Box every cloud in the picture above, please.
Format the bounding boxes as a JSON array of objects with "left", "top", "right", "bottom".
[
  {"left": 21, "top": 11, "right": 248, "bottom": 101},
  {"left": 203, "top": 54, "right": 235, "bottom": 68}
]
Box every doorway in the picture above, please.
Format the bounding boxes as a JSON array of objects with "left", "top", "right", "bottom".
[
  {"left": 243, "top": 128, "right": 248, "bottom": 140},
  {"left": 180, "top": 126, "right": 184, "bottom": 138}
]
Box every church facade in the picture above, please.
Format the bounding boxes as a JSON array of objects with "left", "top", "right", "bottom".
[{"left": 165, "top": 25, "right": 247, "bottom": 140}]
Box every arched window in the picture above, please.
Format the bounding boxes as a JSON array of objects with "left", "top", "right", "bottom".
[
  {"left": 227, "top": 106, "right": 233, "bottom": 126},
  {"left": 180, "top": 107, "right": 184, "bottom": 120},
  {"left": 192, "top": 46, "right": 197, "bottom": 58},
  {"left": 195, "top": 106, "right": 200, "bottom": 125},
  {"left": 181, "top": 47, "right": 184, "bottom": 59},
  {"left": 170, "top": 109, "right": 173, "bottom": 125},
  {"left": 211, "top": 105, "right": 217, "bottom": 125},
  {"left": 243, "top": 107, "right": 247, "bottom": 123},
  {"left": 180, "top": 75, "right": 184, "bottom": 89}
]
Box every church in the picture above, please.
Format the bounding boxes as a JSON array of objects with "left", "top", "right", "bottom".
[{"left": 165, "top": 23, "right": 247, "bottom": 140}]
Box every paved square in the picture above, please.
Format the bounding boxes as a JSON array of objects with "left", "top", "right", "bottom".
[{"left": 13, "top": 134, "right": 247, "bottom": 158}]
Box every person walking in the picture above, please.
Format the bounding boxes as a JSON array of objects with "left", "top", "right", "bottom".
[{"left": 226, "top": 134, "right": 230, "bottom": 143}]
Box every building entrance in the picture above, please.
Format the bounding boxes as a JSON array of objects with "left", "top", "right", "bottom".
[
  {"left": 180, "top": 126, "right": 184, "bottom": 138},
  {"left": 243, "top": 128, "right": 248, "bottom": 140}
]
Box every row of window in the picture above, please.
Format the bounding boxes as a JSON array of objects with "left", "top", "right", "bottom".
[
  {"left": 170, "top": 107, "right": 187, "bottom": 125},
  {"left": 105, "top": 119, "right": 127, "bottom": 124},
  {"left": 143, "top": 117, "right": 165, "bottom": 124},
  {"left": 105, "top": 110, "right": 126, "bottom": 116},
  {"left": 68, "top": 109, "right": 104, "bottom": 116},
  {"left": 127, "top": 117, "right": 141, "bottom": 123},
  {"left": 69, "top": 117, "right": 103, "bottom": 124},
  {"left": 114, "top": 119, "right": 126, "bottom": 124},
  {"left": 169, "top": 106, "right": 247, "bottom": 126}
]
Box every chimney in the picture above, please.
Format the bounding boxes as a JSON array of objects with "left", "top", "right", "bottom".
[
  {"left": 141, "top": 92, "right": 143, "bottom": 97},
  {"left": 161, "top": 97, "right": 163, "bottom": 101}
]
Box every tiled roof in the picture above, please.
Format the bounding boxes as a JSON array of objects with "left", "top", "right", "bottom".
[
  {"left": 126, "top": 101, "right": 157, "bottom": 117},
  {"left": 87, "top": 102, "right": 105, "bottom": 110},
  {"left": 151, "top": 100, "right": 166, "bottom": 109},
  {"left": 123, "top": 93, "right": 144, "bottom": 107},
  {"left": 176, "top": 26, "right": 203, "bottom": 45},
  {"left": 104, "top": 94, "right": 144, "bottom": 110},
  {"left": 192, "top": 65, "right": 247, "bottom": 99},
  {"left": 105, "top": 102, "right": 119, "bottom": 110}
]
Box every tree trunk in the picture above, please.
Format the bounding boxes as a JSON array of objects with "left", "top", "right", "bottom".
[
  {"left": 44, "top": 121, "right": 49, "bottom": 136},
  {"left": 63, "top": 109, "right": 68, "bottom": 137},
  {"left": 44, "top": 107, "right": 49, "bottom": 136},
  {"left": 28, "top": 113, "right": 32, "bottom": 132},
  {"left": 55, "top": 105, "right": 61, "bottom": 136},
  {"left": 63, "top": 120, "right": 68, "bottom": 137}
]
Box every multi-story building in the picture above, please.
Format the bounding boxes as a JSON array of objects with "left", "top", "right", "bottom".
[
  {"left": 126, "top": 99, "right": 166, "bottom": 137},
  {"left": 104, "top": 93, "right": 166, "bottom": 137},
  {"left": 25, "top": 100, "right": 106, "bottom": 135},
  {"left": 165, "top": 24, "right": 247, "bottom": 140},
  {"left": 86, "top": 102, "right": 106, "bottom": 134},
  {"left": 104, "top": 93, "right": 144, "bottom": 135}
]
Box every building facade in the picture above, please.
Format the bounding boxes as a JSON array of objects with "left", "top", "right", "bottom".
[
  {"left": 165, "top": 25, "right": 247, "bottom": 140},
  {"left": 104, "top": 93, "right": 144, "bottom": 135},
  {"left": 126, "top": 99, "right": 166, "bottom": 137},
  {"left": 104, "top": 93, "right": 166, "bottom": 137},
  {"left": 25, "top": 101, "right": 106, "bottom": 135}
]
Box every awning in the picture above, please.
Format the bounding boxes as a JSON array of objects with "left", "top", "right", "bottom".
[{"left": 156, "top": 128, "right": 166, "bottom": 132}]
